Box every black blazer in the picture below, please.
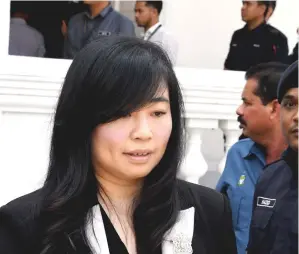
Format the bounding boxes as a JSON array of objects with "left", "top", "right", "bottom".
[{"left": 0, "top": 180, "right": 237, "bottom": 254}]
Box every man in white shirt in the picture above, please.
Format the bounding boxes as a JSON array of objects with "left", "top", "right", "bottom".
[{"left": 135, "top": 1, "right": 178, "bottom": 65}]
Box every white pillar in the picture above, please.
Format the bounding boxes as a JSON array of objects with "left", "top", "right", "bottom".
[
  {"left": 113, "top": 0, "right": 121, "bottom": 12},
  {"left": 218, "top": 120, "right": 241, "bottom": 174},
  {"left": 179, "top": 118, "right": 208, "bottom": 184}
]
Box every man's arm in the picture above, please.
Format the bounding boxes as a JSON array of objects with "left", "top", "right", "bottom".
[
  {"left": 273, "top": 35, "right": 289, "bottom": 63},
  {"left": 224, "top": 32, "right": 236, "bottom": 70},
  {"left": 63, "top": 16, "right": 81, "bottom": 59},
  {"left": 215, "top": 158, "right": 232, "bottom": 196},
  {"left": 63, "top": 35, "right": 77, "bottom": 59}
]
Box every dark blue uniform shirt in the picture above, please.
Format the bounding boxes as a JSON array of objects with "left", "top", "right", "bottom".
[
  {"left": 225, "top": 22, "right": 289, "bottom": 71},
  {"left": 247, "top": 147, "right": 298, "bottom": 254}
]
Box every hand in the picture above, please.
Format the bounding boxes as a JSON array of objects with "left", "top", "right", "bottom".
[{"left": 61, "top": 20, "right": 67, "bottom": 37}]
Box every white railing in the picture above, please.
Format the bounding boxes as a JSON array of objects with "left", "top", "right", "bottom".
[{"left": 0, "top": 56, "right": 243, "bottom": 206}]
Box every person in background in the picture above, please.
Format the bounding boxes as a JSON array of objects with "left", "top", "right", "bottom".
[
  {"left": 135, "top": 1, "right": 178, "bottom": 65},
  {"left": 63, "top": 1, "right": 135, "bottom": 59},
  {"left": 0, "top": 36, "right": 237, "bottom": 254},
  {"left": 247, "top": 60, "right": 298, "bottom": 254},
  {"left": 216, "top": 62, "right": 289, "bottom": 254},
  {"left": 9, "top": 3, "right": 45, "bottom": 57},
  {"left": 224, "top": 1, "right": 288, "bottom": 71}
]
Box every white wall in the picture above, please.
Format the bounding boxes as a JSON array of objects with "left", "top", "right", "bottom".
[{"left": 163, "top": 0, "right": 299, "bottom": 69}]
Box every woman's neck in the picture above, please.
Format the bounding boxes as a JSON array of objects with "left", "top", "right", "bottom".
[
  {"left": 96, "top": 174, "right": 142, "bottom": 215},
  {"left": 96, "top": 175, "right": 140, "bottom": 254}
]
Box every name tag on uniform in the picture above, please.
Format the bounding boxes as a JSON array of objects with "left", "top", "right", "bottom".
[
  {"left": 253, "top": 44, "right": 260, "bottom": 48},
  {"left": 257, "top": 196, "right": 276, "bottom": 208},
  {"left": 232, "top": 44, "right": 237, "bottom": 47},
  {"left": 98, "top": 31, "right": 112, "bottom": 36}
]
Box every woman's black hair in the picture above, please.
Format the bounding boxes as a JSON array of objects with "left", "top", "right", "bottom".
[{"left": 39, "top": 35, "right": 186, "bottom": 253}]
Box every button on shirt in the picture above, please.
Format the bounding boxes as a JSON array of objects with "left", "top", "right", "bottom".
[
  {"left": 216, "top": 138, "right": 266, "bottom": 254},
  {"left": 247, "top": 148, "right": 298, "bottom": 254},
  {"left": 224, "top": 23, "right": 289, "bottom": 71},
  {"left": 9, "top": 18, "right": 45, "bottom": 57},
  {"left": 143, "top": 22, "right": 179, "bottom": 65},
  {"left": 64, "top": 4, "right": 135, "bottom": 59}
]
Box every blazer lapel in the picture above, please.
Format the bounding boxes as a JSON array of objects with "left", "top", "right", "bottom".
[
  {"left": 162, "top": 207, "right": 195, "bottom": 254},
  {"left": 86, "top": 205, "right": 110, "bottom": 254}
]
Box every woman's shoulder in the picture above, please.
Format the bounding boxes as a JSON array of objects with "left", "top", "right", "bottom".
[
  {"left": 0, "top": 190, "right": 43, "bottom": 252},
  {"left": 0, "top": 189, "right": 43, "bottom": 231},
  {"left": 1, "top": 189, "right": 43, "bottom": 215},
  {"left": 177, "top": 179, "right": 227, "bottom": 217}
]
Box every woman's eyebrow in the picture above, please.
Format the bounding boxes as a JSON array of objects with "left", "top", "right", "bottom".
[{"left": 150, "top": 96, "right": 170, "bottom": 103}]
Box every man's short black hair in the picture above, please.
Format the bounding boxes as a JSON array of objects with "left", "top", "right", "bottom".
[
  {"left": 145, "top": 1, "right": 163, "bottom": 14},
  {"left": 258, "top": 1, "right": 277, "bottom": 17},
  {"left": 245, "top": 62, "right": 289, "bottom": 105}
]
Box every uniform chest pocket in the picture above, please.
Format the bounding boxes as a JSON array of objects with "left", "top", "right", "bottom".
[
  {"left": 231, "top": 192, "right": 253, "bottom": 229},
  {"left": 247, "top": 208, "right": 274, "bottom": 250},
  {"left": 248, "top": 207, "right": 273, "bottom": 247},
  {"left": 251, "top": 208, "right": 273, "bottom": 229}
]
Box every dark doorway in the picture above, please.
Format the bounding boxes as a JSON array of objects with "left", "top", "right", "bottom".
[{"left": 10, "top": 1, "right": 87, "bottom": 59}]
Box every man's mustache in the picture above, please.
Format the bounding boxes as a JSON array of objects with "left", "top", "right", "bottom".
[{"left": 237, "top": 116, "right": 246, "bottom": 126}]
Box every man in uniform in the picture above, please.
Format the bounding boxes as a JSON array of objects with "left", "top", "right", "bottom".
[
  {"left": 216, "top": 62, "right": 288, "bottom": 254},
  {"left": 247, "top": 60, "right": 298, "bottom": 254},
  {"left": 224, "top": 1, "right": 288, "bottom": 71}
]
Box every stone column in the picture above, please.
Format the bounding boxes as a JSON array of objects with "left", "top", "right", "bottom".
[{"left": 218, "top": 119, "right": 241, "bottom": 174}]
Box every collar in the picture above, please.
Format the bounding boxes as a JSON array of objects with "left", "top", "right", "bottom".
[
  {"left": 11, "top": 17, "right": 27, "bottom": 25},
  {"left": 244, "top": 21, "right": 267, "bottom": 33},
  {"left": 84, "top": 4, "right": 113, "bottom": 20},
  {"left": 144, "top": 22, "right": 162, "bottom": 40},
  {"left": 242, "top": 139, "right": 266, "bottom": 163}
]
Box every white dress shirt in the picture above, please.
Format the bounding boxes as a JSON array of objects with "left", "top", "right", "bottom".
[
  {"left": 143, "top": 22, "right": 179, "bottom": 65},
  {"left": 86, "top": 205, "right": 195, "bottom": 254}
]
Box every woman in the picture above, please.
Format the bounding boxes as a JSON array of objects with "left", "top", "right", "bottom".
[{"left": 0, "top": 36, "right": 237, "bottom": 254}]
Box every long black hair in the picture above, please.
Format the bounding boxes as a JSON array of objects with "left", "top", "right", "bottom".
[{"left": 39, "top": 36, "right": 186, "bottom": 253}]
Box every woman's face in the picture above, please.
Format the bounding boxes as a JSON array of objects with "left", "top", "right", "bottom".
[{"left": 92, "top": 88, "right": 172, "bottom": 184}]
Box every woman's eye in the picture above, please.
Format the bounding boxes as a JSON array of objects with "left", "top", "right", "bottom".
[{"left": 153, "top": 111, "right": 166, "bottom": 117}]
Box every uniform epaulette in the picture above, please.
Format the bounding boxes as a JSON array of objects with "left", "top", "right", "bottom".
[{"left": 267, "top": 24, "right": 284, "bottom": 37}]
